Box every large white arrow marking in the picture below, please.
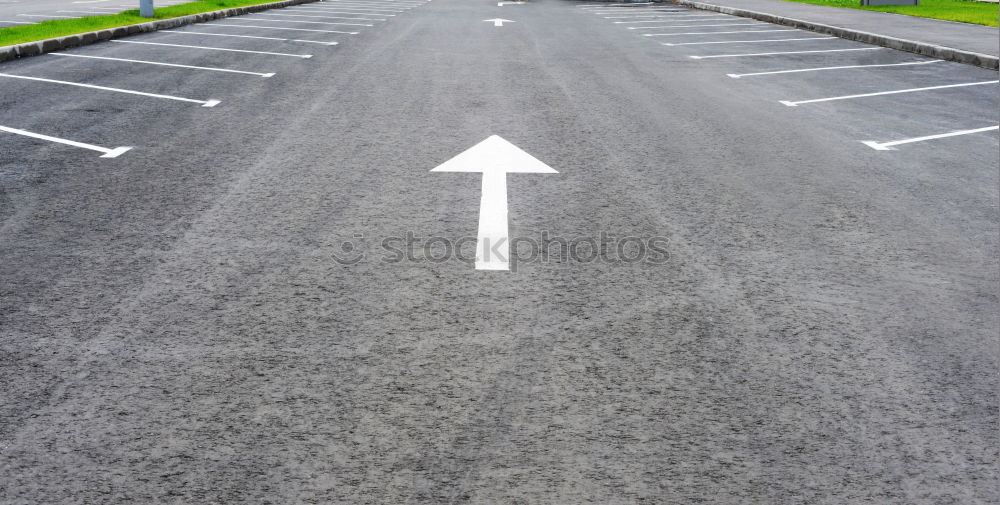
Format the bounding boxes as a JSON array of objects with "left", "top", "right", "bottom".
[
  {"left": 484, "top": 17, "right": 514, "bottom": 26},
  {"left": 431, "top": 135, "right": 557, "bottom": 271}
]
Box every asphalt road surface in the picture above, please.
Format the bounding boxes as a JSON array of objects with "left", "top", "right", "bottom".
[{"left": 1, "top": 0, "right": 998, "bottom": 503}]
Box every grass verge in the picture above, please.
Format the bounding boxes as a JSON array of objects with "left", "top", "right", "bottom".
[
  {"left": 0, "top": 0, "right": 299, "bottom": 46},
  {"left": 786, "top": 0, "right": 999, "bottom": 27}
]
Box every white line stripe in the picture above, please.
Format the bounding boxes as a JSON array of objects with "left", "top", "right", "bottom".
[
  {"left": 0, "top": 20, "right": 35, "bottom": 24},
  {"left": 300, "top": 4, "right": 406, "bottom": 11},
  {"left": 111, "top": 40, "right": 317, "bottom": 56},
  {"left": 241, "top": 16, "right": 372, "bottom": 26},
  {"left": 781, "top": 80, "right": 999, "bottom": 106},
  {"left": 160, "top": 29, "right": 338, "bottom": 45},
  {"left": 728, "top": 60, "right": 942, "bottom": 78},
  {"left": 646, "top": 29, "right": 797, "bottom": 36},
  {"left": 0, "top": 72, "right": 220, "bottom": 106},
  {"left": 623, "top": 18, "right": 746, "bottom": 26},
  {"left": 861, "top": 125, "right": 999, "bottom": 150},
  {"left": 56, "top": 10, "right": 123, "bottom": 14},
  {"left": 689, "top": 47, "right": 882, "bottom": 59},
  {"left": 629, "top": 23, "right": 761, "bottom": 29},
  {"left": 290, "top": 8, "right": 394, "bottom": 15},
  {"left": 664, "top": 36, "right": 834, "bottom": 46},
  {"left": 206, "top": 22, "right": 358, "bottom": 34},
  {"left": 258, "top": 12, "right": 384, "bottom": 21},
  {"left": 615, "top": 16, "right": 727, "bottom": 23},
  {"left": 17, "top": 14, "right": 76, "bottom": 18},
  {"left": 0, "top": 125, "right": 131, "bottom": 158},
  {"left": 49, "top": 53, "right": 275, "bottom": 77}
]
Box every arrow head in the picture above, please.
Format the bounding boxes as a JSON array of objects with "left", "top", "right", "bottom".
[{"left": 431, "top": 135, "right": 558, "bottom": 174}]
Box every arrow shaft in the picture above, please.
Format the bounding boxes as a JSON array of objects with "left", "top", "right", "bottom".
[
  {"left": 494, "top": 19, "right": 502, "bottom": 26},
  {"left": 476, "top": 171, "right": 509, "bottom": 270}
]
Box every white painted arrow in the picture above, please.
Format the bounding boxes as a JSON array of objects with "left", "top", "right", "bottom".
[
  {"left": 484, "top": 17, "right": 514, "bottom": 26},
  {"left": 431, "top": 135, "right": 557, "bottom": 271}
]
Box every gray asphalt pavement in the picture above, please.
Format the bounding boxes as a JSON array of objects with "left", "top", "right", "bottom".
[{"left": 1, "top": 0, "right": 998, "bottom": 503}]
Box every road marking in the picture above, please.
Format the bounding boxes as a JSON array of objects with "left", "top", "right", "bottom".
[
  {"left": 484, "top": 17, "right": 513, "bottom": 27},
  {"left": 498, "top": 1, "right": 525, "bottom": 5},
  {"left": 861, "top": 125, "right": 999, "bottom": 150},
  {"left": 431, "top": 135, "right": 557, "bottom": 271},
  {"left": 202, "top": 23, "right": 359, "bottom": 34},
  {"left": 689, "top": 47, "right": 882, "bottom": 59},
  {"left": 645, "top": 29, "right": 797, "bottom": 36},
  {"left": 615, "top": 16, "right": 727, "bottom": 23},
  {"left": 0, "top": 20, "right": 35, "bottom": 24},
  {"left": 258, "top": 12, "right": 384, "bottom": 21},
  {"left": 57, "top": 10, "right": 123, "bottom": 14},
  {"left": 728, "top": 60, "right": 942, "bottom": 78},
  {"left": 0, "top": 72, "right": 221, "bottom": 106},
  {"left": 49, "top": 53, "right": 276, "bottom": 78},
  {"left": 243, "top": 16, "right": 372, "bottom": 26},
  {"left": 664, "top": 36, "right": 834, "bottom": 46},
  {"left": 160, "top": 29, "right": 338, "bottom": 45},
  {"left": 112, "top": 40, "right": 317, "bottom": 56},
  {"left": 292, "top": 8, "right": 395, "bottom": 16},
  {"left": 17, "top": 14, "right": 76, "bottom": 18},
  {"left": 628, "top": 23, "right": 762, "bottom": 29},
  {"left": 780, "top": 80, "right": 999, "bottom": 106},
  {"left": 1, "top": 125, "right": 131, "bottom": 158},
  {"left": 303, "top": 4, "right": 407, "bottom": 11}
]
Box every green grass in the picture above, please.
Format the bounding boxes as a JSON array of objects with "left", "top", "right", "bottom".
[
  {"left": 0, "top": 0, "right": 297, "bottom": 46},
  {"left": 786, "top": 0, "right": 999, "bottom": 26}
]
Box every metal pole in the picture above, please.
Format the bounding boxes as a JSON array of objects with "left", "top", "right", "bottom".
[{"left": 139, "top": 0, "right": 154, "bottom": 18}]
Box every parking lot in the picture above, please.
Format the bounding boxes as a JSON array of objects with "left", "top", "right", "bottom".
[
  {"left": 577, "top": 1, "right": 999, "bottom": 152},
  {"left": 0, "top": 0, "right": 428, "bottom": 158}
]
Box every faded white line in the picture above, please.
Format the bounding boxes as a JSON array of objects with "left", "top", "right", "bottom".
[
  {"left": 664, "top": 36, "right": 834, "bottom": 46},
  {"left": 728, "top": 60, "right": 942, "bottom": 78},
  {"left": 239, "top": 17, "right": 372, "bottom": 26},
  {"left": 257, "top": 12, "right": 384, "bottom": 21},
  {"left": 0, "top": 125, "right": 130, "bottom": 158},
  {"left": 160, "top": 29, "right": 339, "bottom": 45},
  {"left": 645, "top": 29, "right": 797, "bottom": 36},
  {"left": 204, "top": 22, "right": 359, "bottom": 34},
  {"left": 49, "top": 53, "right": 276, "bottom": 78},
  {"left": 290, "top": 8, "right": 395, "bottom": 15},
  {"left": 615, "top": 16, "right": 727, "bottom": 23},
  {"left": 628, "top": 23, "right": 762, "bottom": 29},
  {"left": 862, "top": 125, "right": 999, "bottom": 150},
  {"left": 689, "top": 47, "right": 882, "bottom": 59},
  {"left": 781, "top": 80, "right": 999, "bottom": 106},
  {"left": 112, "top": 39, "right": 318, "bottom": 56},
  {"left": 0, "top": 72, "right": 221, "bottom": 106}
]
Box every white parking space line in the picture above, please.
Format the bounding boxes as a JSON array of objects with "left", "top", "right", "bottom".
[
  {"left": 0, "top": 72, "right": 221, "bottom": 107},
  {"left": 257, "top": 12, "right": 385, "bottom": 21},
  {"left": 305, "top": 4, "right": 407, "bottom": 11},
  {"left": 690, "top": 47, "right": 882, "bottom": 59},
  {"left": 628, "top": 23, "right": 762, "bottom": 29},
  {"left": 645, "top": 29, "right": 797, "bottom": 36},
  {"left": 728, "top": 60, "right": 942, "bottom": 78},
  {"left": 246, "top": 17, "right": 373, "bottom": 26},
  {"left": 0, "top": 125, "right": 131, "bottom": 158},
  {"left": 861, "top": 125, "right": 999, "bottom": 150},
  {"left": 17, "top": 14, "right": 76, "bottom": 18},
  {"left": 49, "top": 53, "right": 276, "bottom": 78},
  {"left": 615, "top": 16, "right": 729, "bottom": 23},
  {"left": 664, "top": 36, "right": 834, "bottom": 46},
  {"left": 159, "top": 30, "right": 339, "bottom": 45},
  {"left": 292, "top": 8, "right": 395, "bottom": 16},
  {"left": 56, "top": 10, "right": 121, "bottom": 14},
  {"left": 112, "top": 40, "right": 317, "bottom": 57},
  {"left": 781, "top": 80, "right": 999, "bottom": 106},
  {"left": 207, "top": 22, "right": 359, "bottom": 34},
  {"left": 0, "top": 20, "right": 34, "bottom": 24}
]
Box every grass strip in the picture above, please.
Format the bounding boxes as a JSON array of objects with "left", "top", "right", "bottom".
[
  {"left": 786, "top": 0, "right": 999, "bottom": 27},
  {"left": 0, "top": 0, "right": 301, "bottom": 46}
]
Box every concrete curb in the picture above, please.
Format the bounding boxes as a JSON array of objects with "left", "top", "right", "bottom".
[
  {"left": 670, "top": 0, "right": 999, "bottom": 70},
  {"left": 0, "top": 0, "right": 318, "bottom": 64}
]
